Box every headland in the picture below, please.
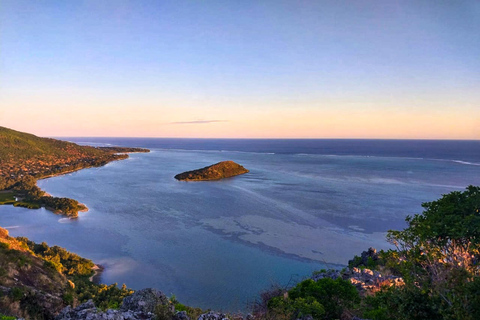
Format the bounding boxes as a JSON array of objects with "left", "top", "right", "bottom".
[{"left": 0, "top": 126, "right": 149, "bottom": 218}]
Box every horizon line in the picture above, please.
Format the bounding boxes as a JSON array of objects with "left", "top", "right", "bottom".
[{"left": 51, "top": 136, "right": 480, "bottom": 142}]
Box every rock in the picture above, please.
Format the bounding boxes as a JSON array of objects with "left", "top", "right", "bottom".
[
  {"left": 121, "top": 288, "right": 169, "bottom": 313},
  {"left": 311, "top": 267, "right": 404, "bottom": 295},
  {"left": 55, "top": 292, "right": 166, "bottom": 320},
  {"left": 55, "top": 300, "right": 98, "bottom": 320},
  {"left": 197, "top": 311, "right": 229, "bottom": 320},
  {"left": 174, "top": 311, "right": 190, "bottom": 320},
  {"left": 174, "top": 161, "right": 249, "bottom": 181},
  {"left": 77, "top": 300, "right": 95, "bottom": 310},
  {"left": 311, "top": 269, "right": 342, "bottom": 281}
]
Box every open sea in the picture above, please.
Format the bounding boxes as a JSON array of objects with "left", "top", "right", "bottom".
[{"left": 1, "top": 139, "right": 479, "bottom": 311}]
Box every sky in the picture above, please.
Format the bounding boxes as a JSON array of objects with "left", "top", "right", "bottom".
[{"left": 0, "top": 0, "right": 479, "bottom": 139}]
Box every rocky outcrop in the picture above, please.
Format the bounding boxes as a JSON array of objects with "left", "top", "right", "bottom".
[
  {"left": 174, "top": 161, "right": 249, "bottom": 181},
  {"left": 121, "top": 288, "right": 169, "bottom": 313},
  {"left": 196, "top": 312, "right": 229, "bottom": 320},
  {"left": 55, "top": 289, "right": 170, "bottom": 320},
  {"left": 55, "top": 290, "right": 241, "bottom": 320},
  {"left": 55, "top": 300, "right": 153, "bottom": 320},
  {"left": 173, "top": 311, "right": 190, "bottom": 320},
  {"left": 312, "top": 267, "right": 404, "bottom": 294}
]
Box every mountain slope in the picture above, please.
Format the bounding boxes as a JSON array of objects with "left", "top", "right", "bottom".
[{"left": 0, "top": 126, "right": 107, "bottom": 160}]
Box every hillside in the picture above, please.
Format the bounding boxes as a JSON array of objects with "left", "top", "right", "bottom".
[
  {"left": 0, "top": 126, "right": 130, "bottom": 188},
  {"left": 0, "top": 127, "right": 107, "bottom": 160},
  {"left": 0, "top": 227, "right": 134, "bottom": 319},
  {"left": 174, "top": 161, "right": 249, "bottom": 181},
  {"left": 0, "top": 227, "right": 70, "bottom": 319}
]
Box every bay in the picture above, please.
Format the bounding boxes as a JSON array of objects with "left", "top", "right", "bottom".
[{"left": 1, "top": 139, "right": 479, "bottom": 310}]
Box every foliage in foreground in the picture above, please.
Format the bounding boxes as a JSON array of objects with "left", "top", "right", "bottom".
[
  {"left": 260, "top": 186, "right": 480, "bottom": 320},
  {"left": 0, "top": 313, "right": 16, "bottom": 320},
  {"left": 15, "top": 237, "right": 134, "bottom": 310},
  {"left": 364, "top": 186, "right": 480, "bottom": 320},
  {"left": 265, "top": 277, "right": 359, "bottom": 320}
]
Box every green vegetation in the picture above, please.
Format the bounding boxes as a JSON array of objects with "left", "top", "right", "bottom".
[
  {"left": 0, "top": 126, "right": 149, "bottom": 217},
  {"left": 260, "top": 186, "right": 480, "bottom": 320},
  {"left": 74, "top": 282, "right": 133, "bottom": 310},
  {"left": 2, "top": 136, "right": 479, "bottom": 320},
  {"left": 6, "top": 185, "right": 471, "bottom": 319},
  {"left": 361, "top": 186, "right": 480, "bottom": 320},
  {"left": 0, "top": 192, "right": 15, "bottom": 204},
  {"left": 169, "top": 295, "right": 205, "bottom": 319},
  {"left": 15, "top": 237, "right": 134, "bottom": 310},
  {"left": 0, "top": 313, "right": 16, "bottom": 320},
  {"left": 98, "top": 146, "right": 150, "bottom": 153},
  {"left": 267, "top": 278, "right": 359, "bottom": 320},
  {"left": 2, "top": 176, "right": 84, "bottom": 216},
  {"left": 153, "top": 294, "right": 206, "bottom": 320},
  {"left": 174, "top": 160, "right": 249, "bottom": 181},
  {"left": 365, "top": 185, "right": 480, "bottom": 320}
]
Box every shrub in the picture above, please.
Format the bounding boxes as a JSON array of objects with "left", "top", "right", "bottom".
[
  {"left": 267, "top": 277, "right": 359, "bottom": 320},
  {"left": 9, "top": 287, "right": 24, "bottom": 301}
]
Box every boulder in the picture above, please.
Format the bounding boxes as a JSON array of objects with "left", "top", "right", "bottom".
[
  {"left": 121, "top": 288, "right": 170, "bottom": 313},
  {"left": 311, "top": 267, "right": 404, "bottom": 294},
  {"left": 55, "top": 288, "right": 171, "bottom": 320},
  {"left": 197, "top": 311, "right": 229, "bottom": 320},
  {"left": 173, "top": 311, "right": 190, "bottom": 320}
]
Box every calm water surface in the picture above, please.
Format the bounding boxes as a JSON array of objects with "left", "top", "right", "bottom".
[{"left": 1, "top": 139, "right": 479, "bottom": 310}]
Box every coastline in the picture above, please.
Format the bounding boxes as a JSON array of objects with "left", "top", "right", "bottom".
[
  {"left": 90, "top": 264, "right": 105, "bottom": 284},
  {"left": 35, "top": 160, "right": 127, "bottom": 217},
  {"left": 2, "top": 149, "right": 149, "bottom": 218}
]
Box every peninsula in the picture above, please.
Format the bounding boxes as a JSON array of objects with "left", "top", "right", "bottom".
[
  {"left": 0, "top": 126, "right": 149, "bottom": 217},
  {"left": 174, "top": 161, "right": 249, "bottom": 181}
]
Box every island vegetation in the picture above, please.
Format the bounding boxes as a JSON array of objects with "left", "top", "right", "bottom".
[
  {"left": 174, "top": 161, "right": 249, "bottom": 181},
  {"left": 1, "top": 186, "right": 479, "bottom": 319},
  {"left": 0, "top": 126, "right": 149, "bottom": 217}
]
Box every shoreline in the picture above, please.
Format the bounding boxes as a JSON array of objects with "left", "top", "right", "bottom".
[
  {"left": 89, "top": 264, "right": 105, "bottom": 284},
  {"left": 3, "top": 152, "right": 147, "bottom": 218}
]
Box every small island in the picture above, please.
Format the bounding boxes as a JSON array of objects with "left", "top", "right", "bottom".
[{"left": 174, "top": 161, "right": 249, "bottom": 181}]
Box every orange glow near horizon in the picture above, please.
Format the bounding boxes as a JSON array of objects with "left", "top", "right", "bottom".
[
  {"left": 1, "top": 1, "right": 479, "bottom": 140},
  {"left": 1, "top": 93, "right": 478, "bottom": 140}
]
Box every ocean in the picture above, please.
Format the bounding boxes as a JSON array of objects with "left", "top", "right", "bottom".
[{"left": 1, "top": 139, "right": 479, "bottom": 311}]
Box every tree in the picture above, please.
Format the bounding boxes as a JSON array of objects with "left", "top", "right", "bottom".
[
  {"left": 268, "top": 277, "right": 359, "bottom": 320},
  {"left": 388, "top": 185, "right": 480, "bottom": 277},
  {"left": 385, "top": 186, "right": 480, "bottom": 319}
]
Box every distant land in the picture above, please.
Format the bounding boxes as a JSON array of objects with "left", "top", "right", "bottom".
[
  {"left": 174, "top": 160, "right": 249, "bottom": 181},
  {"left": 0, "top": 126, "right": 149, "bottom": 217}
]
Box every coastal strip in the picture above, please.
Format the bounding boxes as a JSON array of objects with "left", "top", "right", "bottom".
[{"left": 0, "top": 127, "right": 150, "bottom": 218}]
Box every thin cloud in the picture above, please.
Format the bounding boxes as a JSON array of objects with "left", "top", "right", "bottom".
[{"left": 170, "top": 120, "right": 229, "bottom": 125}]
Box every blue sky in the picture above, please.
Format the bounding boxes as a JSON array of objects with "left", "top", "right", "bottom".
[{"left": 1, "top": 1, "right": 479, "bottom": 138}]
